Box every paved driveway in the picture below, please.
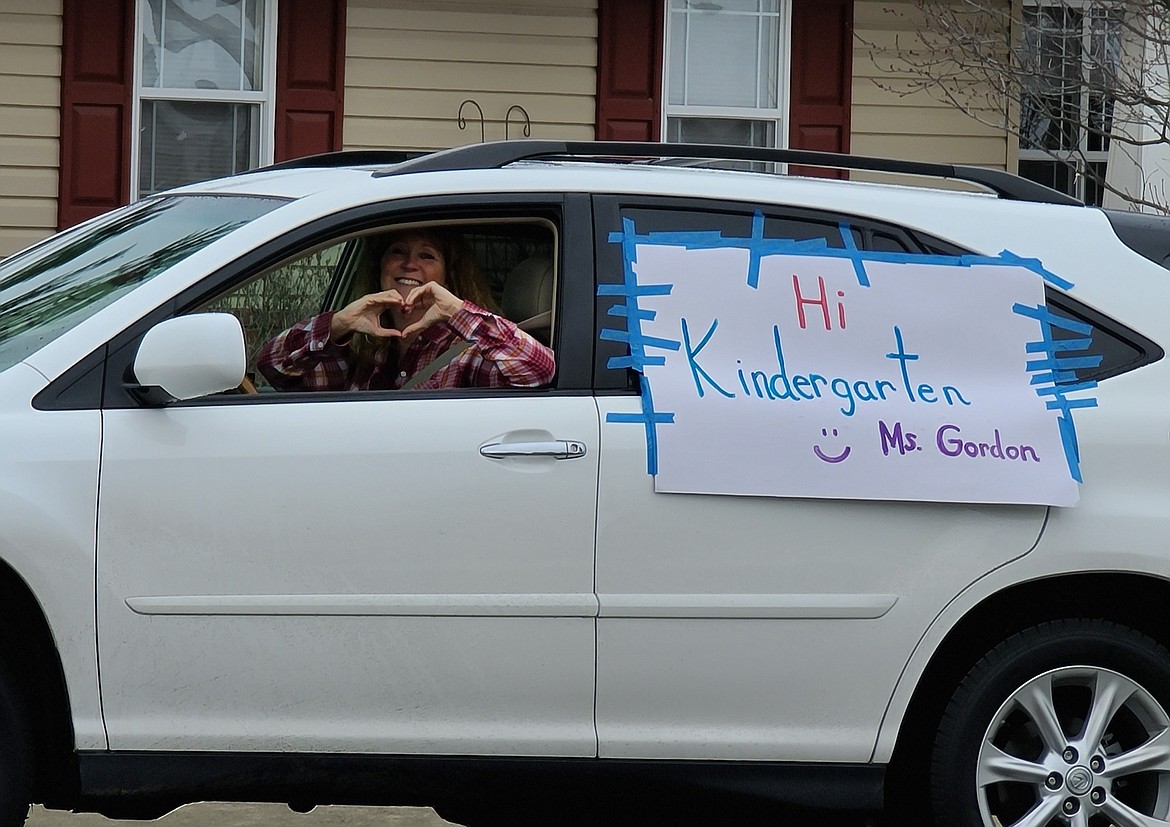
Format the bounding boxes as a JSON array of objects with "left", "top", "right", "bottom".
[
  {"left": 28, "top": 804, "right": 452, "bottom": 827},
  {"left": 28, "top": 802, "right": 881, "bottom": 826}
]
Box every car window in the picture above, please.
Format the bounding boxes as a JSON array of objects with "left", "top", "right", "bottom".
[
  {"left": 0, "top": 194, "right": 285, "bottom": 374},
  {"left": 202, "top": 243, "right": 345, "bottom": 392},
  {"left": 199, "top": 219, "right": 558, "bottom": 395},
  {"left": 914, "top": 234, "right": 1160, "bottom": 384},
  {"left": 595, "top": 203, "right": 920, "bottom": 391},
  {"left": 595, "top": 202, "right": 1156, "bottom": 391}
]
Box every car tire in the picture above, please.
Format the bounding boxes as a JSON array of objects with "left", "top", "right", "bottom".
[
  {"left": 0, "top": 661, "right": 31, "bottom": 827},
  {"left": 930, "top": 619, "right": 1170, "bottom": 827}
]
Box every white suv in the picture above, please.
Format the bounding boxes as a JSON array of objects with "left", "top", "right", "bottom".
[{"left": 2, "top": 141, "right": 1169, "bottom": 827}]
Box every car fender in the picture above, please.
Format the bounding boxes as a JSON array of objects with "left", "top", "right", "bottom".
[{"left": 0, "top": 363, "right": 104, "bottom": 750}]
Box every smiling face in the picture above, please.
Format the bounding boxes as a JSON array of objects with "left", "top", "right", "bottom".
[{"left": 380, "top": 232, "right": 447, "bottom": 297}]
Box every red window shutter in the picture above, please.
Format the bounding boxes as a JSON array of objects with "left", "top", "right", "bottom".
[
  {"left": 275, "top": 0, "right": 346, "bottom": 161},
  {"left": 58, "top": 0, "right": 135, "bottom": 230},
  {"left": 596, "top": 0, "right": 663, "bottom": 142},
  {"left": 788, "top": 0, "right": 854, "bottom": 177}
]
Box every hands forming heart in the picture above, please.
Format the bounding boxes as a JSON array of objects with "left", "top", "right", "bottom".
[{"left": 330, "top": 282, "right": 464, "bottom": 344}]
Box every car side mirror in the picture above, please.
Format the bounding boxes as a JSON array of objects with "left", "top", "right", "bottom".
[{"left": 126, "top": 313, "right": 246, "bottom": 406}]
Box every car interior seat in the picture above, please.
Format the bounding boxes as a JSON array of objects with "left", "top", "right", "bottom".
[{"left": 501, "top": 254, "right": 554, "bottom": 346}]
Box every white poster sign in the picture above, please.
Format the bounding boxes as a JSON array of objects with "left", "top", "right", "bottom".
[{"left": 603, "top": 222, "right": 1098, "bottom": 506}]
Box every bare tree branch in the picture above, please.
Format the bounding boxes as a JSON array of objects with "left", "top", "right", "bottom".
[{"left": 856, "top": 0, "right": 1170, "bottom": 212}]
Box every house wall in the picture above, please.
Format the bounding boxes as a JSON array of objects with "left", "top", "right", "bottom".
[
  {"left": 344, "top": 0, "right": 598, "bottom": 151},
  {"left": 850, "top": 0, "right": 1010, "bottom": 178},
  {"left": 0, "top": 0, "right": 61, "bottom": 258},
  {"left": 0, "top": 0, "right": 1020, "bottom": 259}
]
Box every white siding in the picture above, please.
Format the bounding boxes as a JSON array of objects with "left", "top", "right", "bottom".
[
  {"left": 0, "top": 1, "right": 61, "bottom": 258},
  {"left": 851, "top": 0, "right": 1010, "bottom": 177},
  {"left": 344, "top": 0, "right": 598, "bottom": 152}
]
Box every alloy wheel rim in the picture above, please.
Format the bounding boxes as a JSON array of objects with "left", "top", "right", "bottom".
[{"left": 976, "top": 665, "right": 1170, "bottom": 826}]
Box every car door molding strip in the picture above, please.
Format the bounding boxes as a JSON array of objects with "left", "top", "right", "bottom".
[
  {"left": 125, "top": 592, "right": 896, "bottom": 619},
  {"left": 126, "top": 593, "right": 600, "bottom": 617},
  {"left": 597, "top": 593, "right": 898, "bottom": 619}
]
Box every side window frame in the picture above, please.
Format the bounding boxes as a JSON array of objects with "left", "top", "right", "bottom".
[{"left": 82, "top": 193, "right": 593, "bottom": 410}]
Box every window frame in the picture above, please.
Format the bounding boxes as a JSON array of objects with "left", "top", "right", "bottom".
[
  {"left": 73, "top": 193, "right": 594, "bottom": 411},
  {"left": 130, "top": 0, "right": 280, "bottom": 200},
  {"left": 661, "top": 0, "right": 794, "bottom": 149},
  {"left": 1017, "top": 0, "right": 1119, "bottom": 205}
]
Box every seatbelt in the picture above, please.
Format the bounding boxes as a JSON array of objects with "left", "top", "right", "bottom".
[{"left": 398, "top": 338, "right": 471, "bottom": 391}]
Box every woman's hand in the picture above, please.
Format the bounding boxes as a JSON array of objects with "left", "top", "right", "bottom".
[
  {"left": 397, "top": 281, "right": 464, "bottom": 339},
  {"left": 328, "top": 290, "right": 407, "bottom": 342}
]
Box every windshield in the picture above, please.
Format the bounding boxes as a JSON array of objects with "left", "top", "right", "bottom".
[{"left": 0, "top": 194, "right": 286, "bottom": 373}]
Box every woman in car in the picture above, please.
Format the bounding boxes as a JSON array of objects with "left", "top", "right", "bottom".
[{"left": 257, "top": 228, "right": 555, "bottom": 391}]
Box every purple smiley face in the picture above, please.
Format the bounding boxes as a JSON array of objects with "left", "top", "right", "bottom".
[{"left": 813, "top": 428, "right": 852, "bottom": 464}]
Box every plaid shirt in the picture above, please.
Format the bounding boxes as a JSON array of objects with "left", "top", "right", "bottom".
[{"left": 257, "top": 301, "right": 555, "bottom": 392}]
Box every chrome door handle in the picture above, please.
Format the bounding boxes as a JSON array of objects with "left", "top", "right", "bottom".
[{"left": 479, "top": 440, "right": 587, "bottom": 460}]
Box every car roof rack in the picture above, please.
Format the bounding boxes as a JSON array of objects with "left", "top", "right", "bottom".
[
  {"left": 371, "top": 140, "right": 1082, "bottom": 206},
  {"left": 253, "top": 149, "right": 429, "bottom": 173}
]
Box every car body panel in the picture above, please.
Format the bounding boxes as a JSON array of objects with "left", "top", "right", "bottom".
[
  {"left": 97, "top": 395, "right": 600, "bottom": 754},
  {"left": 872, "top": 358, "right": 1170, "bottom": 761},
  {"left": 594, "top": 396, "right": 1045, "bottom": 761},
  {"left": 0, "top": 363, "right": 105, "bottom": 748}
]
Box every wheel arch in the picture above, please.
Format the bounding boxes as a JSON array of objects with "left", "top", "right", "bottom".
[
  {"left": 0, "top": 556, "right": 79, "bottom": 808},
  {"left": 885, "top": 571, "right": 1170, "bottom": 815}
]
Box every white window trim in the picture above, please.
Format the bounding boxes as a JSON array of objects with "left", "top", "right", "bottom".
[
  {"left": 130, "top": 0, "right": 279, "bottom": 201},
  {"left": 1018, "top": 0, "right": 1113, "bottom": 201},
  {"left": 661, "top": 0, "right": 793, "bottom": 148}
]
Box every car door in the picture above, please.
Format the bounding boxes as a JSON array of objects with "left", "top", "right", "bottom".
[
  {"left": 95, "top": 197, "right": 602, "bottom": 756},
  {"left": 591, "top": 197, "right": 1050, "bottom": 762}
]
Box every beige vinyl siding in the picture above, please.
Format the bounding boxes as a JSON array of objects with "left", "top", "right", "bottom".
[
  {"left": 851, "top": 0, "right": 1011, "bottom": 180},
  {"left": 0, "top": 2, "right": 61, "bottom": 258},
  {"left": 345, "top": 0, "right": 597, "bottom": 152}
]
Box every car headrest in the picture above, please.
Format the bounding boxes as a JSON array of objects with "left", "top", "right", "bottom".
[{"left": 501, "top": 255, "right": 554, "bottom": 325}]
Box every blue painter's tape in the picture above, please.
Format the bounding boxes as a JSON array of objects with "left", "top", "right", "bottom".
[
  {"left": 641, "top": 335, "right": 681, "bottom": 351},
  {"left": 608, "top": 353, "right": 667, "bottom": 370},
  {"left": 1046, "top": 397, "right": 1099, "bottom": 411},
  {"left": 1030, "top": 371, "right": 1079, "bottom": 385},
  {"left": 1025, "top": 337, "right": 1094, "bottom": 353},
  {"left": 607, "top": 305, "right": 658, "bottom": 322},
  {"left": 1046, "top": 315, "right": 1094, "bottom": 335},
  {"left": 1013, "top": 303, "right": 1094, "bottom": 334},
  {"left": 601, "top": 215, "right": 685, "bottom": 475},
  {"left": 995, "top": 250, "right": 1075, "bottom": 290},
  {"left": 1026, "top": 355, "right": 1104, "bottom": 372},
  {"left": 600, "top": 328, "right": 679, "bottom": 350},
  {"left": 636, "top": 229, "right": 733, "bottom": 247},
  {"left": 746, "top": 210, "right": 767, "bottom": 289},
  {"left": 839, "top": 222, "right": 870, "bottom": 287},
  {"left": 596, "top": 283, "right": 673, "bottom": 297},
  {"left": 643, "top": 375, "right": 664, "bottom": 475},
  {"left": 1057, "top": 415, "right": 1083, "bottom": 483},
  {"left": 1035, "top": 380, "right": 1098, "bottom": 397}
]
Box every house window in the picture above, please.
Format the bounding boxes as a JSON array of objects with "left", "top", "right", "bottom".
[
  {"left": 663, "top": 0, "right": 789, "bottom": 148},
  {"left": 1018, "top": 1, "right": 1120, "bottom": 205},
  {"left": 134, "top": 0, "right": 277, "bottom": 198}
]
